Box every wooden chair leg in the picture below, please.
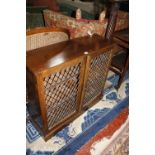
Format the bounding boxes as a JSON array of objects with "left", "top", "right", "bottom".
[
  {"left": 115, "top": 53, "right": 129, "bottom": 89},
  {"left": 116, "top": 72, "right": 125, "bottom": 89}
]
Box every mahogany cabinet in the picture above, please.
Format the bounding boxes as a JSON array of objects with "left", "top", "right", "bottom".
[{"left": 26, "top": 34, "right": 115, "bottom": 141}]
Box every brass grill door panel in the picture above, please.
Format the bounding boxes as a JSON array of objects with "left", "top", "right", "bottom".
[
  {"left": 82, "top": 49, "right": 112, "bottom": 107},
  {"left": 42, "top": 58, "right": 85, "bottom": 130}
]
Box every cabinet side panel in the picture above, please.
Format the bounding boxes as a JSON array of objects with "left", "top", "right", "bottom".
[{"left": 26, "top": 69, "right": 43, "bottom": 129}]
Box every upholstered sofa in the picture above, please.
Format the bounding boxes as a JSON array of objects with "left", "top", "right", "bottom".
[
  {"left": 26, "top": 0, "right": 59, "bottom": 28},
  {"left": 26, "top": 0, "right": 60, "bottom": 11}
]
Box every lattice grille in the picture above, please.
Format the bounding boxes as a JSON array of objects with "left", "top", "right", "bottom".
[
  {"left": 43, "top": 63, "right": 81, "bottom": 130},
  {"left": 83, "top": 51, "right": 111, "bottom": 105}
]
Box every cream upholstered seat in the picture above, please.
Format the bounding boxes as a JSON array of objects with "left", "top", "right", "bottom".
[{"left": 26, "top": 27, "right": 70, "bottom": 51}]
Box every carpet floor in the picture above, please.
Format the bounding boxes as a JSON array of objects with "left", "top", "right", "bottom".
[
  {"left": 76, "top": 108, "right": 129, "bottom": 155},
  {"left": 26, "top": 70, "right": 129, "bottom": 155}
]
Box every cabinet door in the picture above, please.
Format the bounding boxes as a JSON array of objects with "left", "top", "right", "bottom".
[
  {"left": 38, "top": 56, "right": 86, "bottom": 131},
  {"left": 81, "top": 48, "right": 113, "bottom": 108}
]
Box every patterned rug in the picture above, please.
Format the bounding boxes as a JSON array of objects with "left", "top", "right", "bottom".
[
  {"left": 26, "top": 70, "right": 129, "bottom": 155},
  {"left": 76, "top": 108, "right": 129, "bottom": 155}
]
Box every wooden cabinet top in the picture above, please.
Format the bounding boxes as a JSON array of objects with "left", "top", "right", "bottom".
[{"left": 27, "top": 34, "right": 115, "bottom": 74}]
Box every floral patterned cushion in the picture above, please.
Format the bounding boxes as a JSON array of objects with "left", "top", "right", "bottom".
[{"left": 43, "top": 9, "right": 128, "bottom": 39}]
